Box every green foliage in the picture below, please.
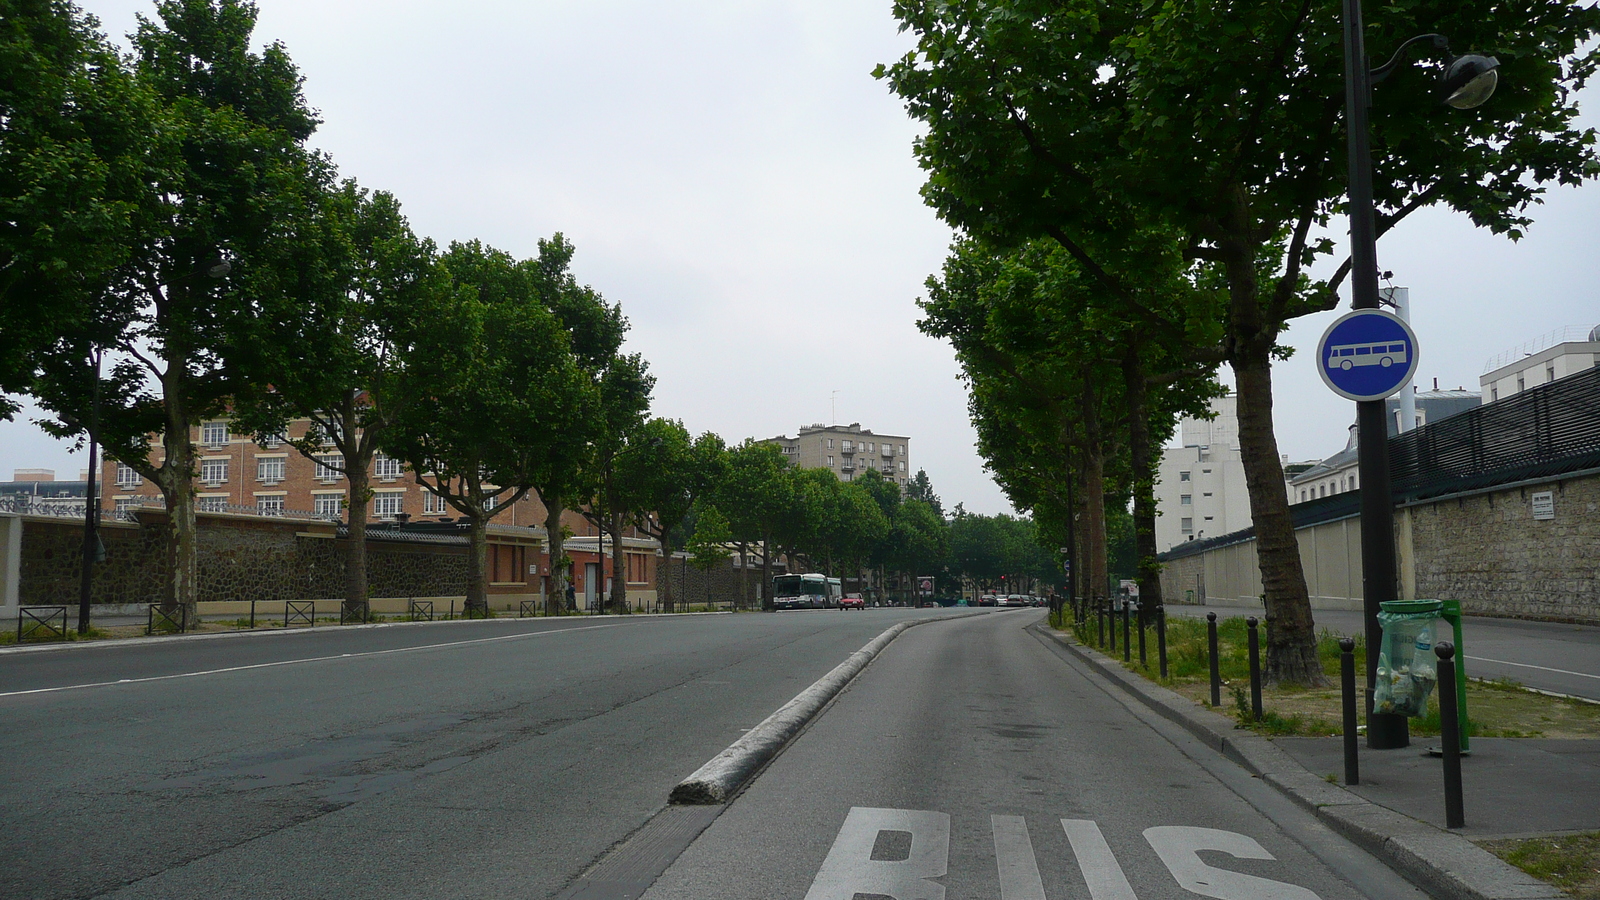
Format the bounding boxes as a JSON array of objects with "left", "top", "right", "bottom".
[{"left": 686, "top": 505, "right": 733, "bottom": 573}]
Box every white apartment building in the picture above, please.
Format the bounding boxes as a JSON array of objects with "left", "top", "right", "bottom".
[
  {"left": 767, "top": 423, "right": 911, "bottom": 486},
  {"left": 1155, "top": 396, "right": 1253, "bottom": 552},
  {"left": 1480, "top": 325, "right": 1600, "bottom": 403}
]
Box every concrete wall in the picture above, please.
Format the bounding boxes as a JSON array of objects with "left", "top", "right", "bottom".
[{"left": 1161, "top": 469, "right": 1600, "bottom": 623}]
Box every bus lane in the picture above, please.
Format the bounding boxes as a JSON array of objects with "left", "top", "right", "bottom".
[{"left": 639, "top": 611, "right": 1431, "bottom": 900}]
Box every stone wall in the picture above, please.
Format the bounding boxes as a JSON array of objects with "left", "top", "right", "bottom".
[
  {"left": 1406, "top": 473, "right": 1599, "bottom": 622},
  {"left": 16, "top": 511, "right": 470, "bottom": 607},
  {"left": 1158, "top": 469, "right": 1600, "bottom": 623}
]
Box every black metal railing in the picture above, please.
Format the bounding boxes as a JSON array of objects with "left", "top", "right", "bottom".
[{"left": 18, "top": 605, "right": 68, "bottom": 642}]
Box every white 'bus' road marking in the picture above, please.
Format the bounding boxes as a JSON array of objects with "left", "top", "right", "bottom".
[
  {"left": 1466, "top": 656, "right": 1600, "bottom": 681},
  {"left": 992, "top": 815, "right": 1046, "bottom": 900},
  {"left": 0, "top": 623, "right": 624, "bottom": 698},
  {"left": 1145, "top": 825, "right": 1321, "bottom": 900},
  {"left": 803, "top": 807, "right": 951, "bottom": 900},
  {"left": 1061, "top": 819, "right": 1137, "bottom": 900}
]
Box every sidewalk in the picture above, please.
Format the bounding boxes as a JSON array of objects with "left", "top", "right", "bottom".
[
  {"left": 1039, "top": 622, "right": 1585, "bottom": 900},
  {"left": 1275, "top": 736, "right": 1600, "bottom": 839}
]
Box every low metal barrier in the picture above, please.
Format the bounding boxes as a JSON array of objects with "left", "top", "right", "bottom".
[
  {"left": 409, "top": 599, "right": 434, "bottom": 622},
  {"left": 18, "top": 605, "right": 68, "bottom": 642},
  {"left": 146, "top": 603, "right": 189, "bottom": 635},
  {"left": 519, "top": 600, "right": 539, "bottom": 618},
  {"left": 285, "top": 600, "right": 315, "bottom": 627},
  {"left": 340, "top": 601, "right": 371, "bottom": 626}
]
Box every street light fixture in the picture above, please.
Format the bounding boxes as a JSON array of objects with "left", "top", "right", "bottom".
[{"left": 1341, "top": 2, "right": 1497, "bottom": 748}]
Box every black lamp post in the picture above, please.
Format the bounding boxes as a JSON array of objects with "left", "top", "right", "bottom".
[{"left": 1340, "top": 4, "right": 1496, "bottom": 748}]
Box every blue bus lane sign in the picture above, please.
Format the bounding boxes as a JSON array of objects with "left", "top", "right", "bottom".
[{"left": 1316, "top": 308, "right": 1420, "bottom": 401}]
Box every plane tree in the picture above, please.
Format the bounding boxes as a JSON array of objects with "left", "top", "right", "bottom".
[
  {"left": 383, "top": 240, "right": 589, "bottom": 614},
  {"left": 882, "top": 0, "right": 1600, "bottom": 682}
]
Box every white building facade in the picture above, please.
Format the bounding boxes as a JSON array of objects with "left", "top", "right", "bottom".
[
  {"left": 1480, "top": 325, "right": 1600, "bottom": 404},
  {"left": 1155, "top": 396, "right": 1254, "bottom": 553}
]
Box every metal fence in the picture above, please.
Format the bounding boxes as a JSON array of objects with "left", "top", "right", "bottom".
[{"left": 1389, "top": 365, "right": 1600, "bottom": 503}]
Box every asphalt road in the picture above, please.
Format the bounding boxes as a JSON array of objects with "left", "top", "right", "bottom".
[
  {"left": 0, "top": 608, "right": 956, "bottom": 900},
  {"left": 1167, "top": 602, "right": 1600, "bottom": 701},
  {"left": 641, "top": 611, "right": 1429, "bottom": 900}
]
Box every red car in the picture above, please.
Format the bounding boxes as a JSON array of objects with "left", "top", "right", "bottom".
[{"left": 840, "top": 593, "right": 866, "bottom": 610}]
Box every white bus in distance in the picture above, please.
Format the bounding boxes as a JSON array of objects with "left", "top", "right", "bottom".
[
  {"left": 773, "top": 573, "right": 842, "bottom": 609},
  {"left": 1326, "top": 340, "right": 1407, "bottom": 370}
]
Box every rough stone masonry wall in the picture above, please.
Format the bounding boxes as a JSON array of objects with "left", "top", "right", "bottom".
[
  {"left": 18, "top": 513, "right": 470, "bottom": 607},
  {"left": 1408, "top": 472, "right": 1600, "bottom": 623}
]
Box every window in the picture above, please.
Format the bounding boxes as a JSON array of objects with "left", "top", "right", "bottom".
[
  {"left": 898, "top": 460, "right": 905, "bottom": 471},
  {"left": 115, "top": 463, "right": 141, "bottom": 488},
  {"left": 827, "top": 455, "right": 834, "bottom": 466},
  {"left": 1547, "top": 364, "right": 1556, "bottom": 383},
  {"left": 627, "top": 552, "right": 650, "bottom": 584},
  {"left": 842, "top": 440, "right": 854, "bottom": 452},
  {"left": 1490, "top": 386, "right": 1498, "bottom": 401},
  {"left": 484, "top": 494, "right": 497, "bottom": 511},
  {"left": 373, "top": 453, "right": 403, "bottom": 480},
  {"left": 1179, "top": 471, "right": 1191, "bottom": 482},
  {"left": 827, "top": 438, "right": 834, "bottom": 449},
  {"left": 261, "top": 432, "right": 285, "bottom": 449},
  {"left": 1180, "top": 517, "right": 1194, "bottom": 534},
  {"left": 198, "top": 495, "right": 227, "bottom": 512},
  {"left": 1180, "top": 494, "right": 1192, "bottom": 505},
  {"left": 319, "top": 419, "right": 343, "bottom": 445},
  {"left": 256, "top": 495, "right": 285, "bottom": 516},
  {"left": 314, "top": 454, "right": 343, "bottom": 481},
  {"left": 114, "top": 497, "right": 140, "bottom": 512},
  {"left": 1517, "top": 374, "right": 1525, "bottom": 392},
  {"left": 1202, "top": 492, "right": 1213, "bottom": 497},
  {"left": 201, "top": 421, "right": 229, "bottom": 445},
  {"left": 200, "top": 458, "right": 228, "bottom": 484},
  {"left": 313, "top": 493, "right": 343, "bottom": 518},
  {"left": 423, "top": 492, "right": 446, "bottom": 514},
  {"left": 1204, "top": 515, "right": 1214, "bottom": 521},
  {"left": 373, "top": 492, "right": 403, "bottom": 518},
  {"left": 899, "top": 444, "right": 905, "bottom": 455},
  {"left": 1202, "top": 468, "right": 1212, "bottom": 474},
  {"left": 1300, "top": 490, "right": 1307, "bottom": 502},
  {"left": 867, "top": 442, "right": 874, "bottom": 452},
  {"left": 257, "top": 457, "right": 285, "bottom": 483},
  {"left": 1350, "top": 474, "right": 1357, "bottom": 489}
]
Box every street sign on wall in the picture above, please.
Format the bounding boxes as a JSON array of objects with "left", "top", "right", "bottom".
[{"left": 1316, "top": 308, "right": 1420, "bottom": 401}]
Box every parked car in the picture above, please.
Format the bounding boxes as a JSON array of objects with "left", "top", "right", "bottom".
[
  {"left": 978, "top": 594, "right": 998, "bottom": 607},
  {"left": 1004, "top": 594, "right": 1028, "bottom": 607},
  {"left": 840, "top": 593, "right": 866, "bottom": 610}
]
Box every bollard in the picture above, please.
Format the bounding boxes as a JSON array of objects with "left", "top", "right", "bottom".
[
  {"left": 1099, "top": 599, "right": 1108, "bottom": 650},
  {"left": 1156, "top": 604, "right": 1168, "bottom": 679},
  {"left": 1137, "top": 603, "right": 1147, "bottom": 668},
  {"left": 1122, "top": 602, "right": 1131, "bottom": 663},
  {"left": 1207, "top": 612, "right": 1221, "bottom": 707},
  {"left": 249, "top": 599, "right": 256, "bottom": 630},
  {"left": 1435, "top": 642, "right": 1465, "bottom": 828},
  {"left": 1247, "top": 616, "right": 1263, "bottom": 721},
  {"left": 1340, "top": 637, "right": 1359, "bottom": 785}
]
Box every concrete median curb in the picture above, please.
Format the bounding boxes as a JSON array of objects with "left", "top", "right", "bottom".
[
  {"left": 1036, "top": 624, "right": 1565, "bottom": 900},
  {"left": 669, "top": 610, "right": 990, "bottom": 805}
]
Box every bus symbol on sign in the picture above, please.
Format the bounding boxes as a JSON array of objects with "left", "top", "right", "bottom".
[
  {"left": 1326, "top": 340, "right": 1408, "bottom": 371},
  {"left": 1317, "top": 308, "right": 1419, "bottom": 401}
]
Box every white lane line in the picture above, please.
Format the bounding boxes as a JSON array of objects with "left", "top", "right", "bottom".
[
  {"left": 1061, "top": 819, "right": 1137, "bottom": 900},
  {"left": 0, "top": 623, "right": 624, "bottom": 699},
  {"left": 992, "top": 815, "right": 1046, "bottom": 900},
  {"left": 1465, "top": 655, "right": 1600, "bottom": 681}
]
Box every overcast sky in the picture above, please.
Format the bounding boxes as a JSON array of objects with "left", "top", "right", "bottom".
[{"left": 3, "top": 1, "right": 1596, "bottom": 515}]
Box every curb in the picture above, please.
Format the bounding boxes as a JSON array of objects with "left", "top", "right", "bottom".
[
  {"left": 668, "top": 610, "right": 991, "bottom": 805},
  {"left": 1035, "top": 624, "right": 1565, "bottom": 900},
  {"left": 0, "top": 610, "right": 733, "bottom": 657}
]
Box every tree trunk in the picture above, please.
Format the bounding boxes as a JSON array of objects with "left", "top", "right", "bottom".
[
  {"left": 609, "top": 509, "right": 626, "bottom": 612},
  {"left": 159, "top": 381, "right": 198, "bottom": 621},
  {"left": 736, "top": 540, "right": 750, "bottom": 610},
  {"left": 465, "top": 512, "right": 488, "bottom": 614},
  {"left": 655, "top": 529, "right": 674, "bottom": 613},
  {"left": 543, "top": 497, "right": 566, "bottom": 615},
  {"left": 1233, "top": 352, "right": 1325, "bottom": 685},
  {"left": 760, "top": 532, "right": 773, "bottom": 611},
  {"left": 1077, "top": 380, "right": 1110, "bottom": 617},
  {"left": 1123, "top": 351, "right": 1163, "bottom": 628},
  {"left": 343, "top": 402, "right": 370, "bottom": 621}
]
